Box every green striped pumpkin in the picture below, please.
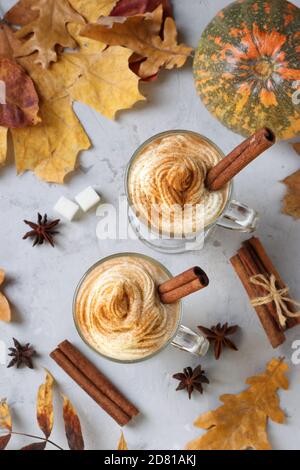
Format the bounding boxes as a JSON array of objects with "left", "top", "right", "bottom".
[{"left": 193, "top": 0, "right": 300, "bottom": 140}]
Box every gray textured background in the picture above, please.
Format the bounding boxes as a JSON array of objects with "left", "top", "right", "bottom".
[{"left": 0, "top": 0, "right": 299, "bottom": 450}]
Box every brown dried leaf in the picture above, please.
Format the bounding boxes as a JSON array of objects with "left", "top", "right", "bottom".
[
  {"left": 82, "top": 6, "right": 193, "bottom": 79},
  {"left": 282, "top": 169, "right": 300, "bottom": 219},
  {"left": 292, "top": 143, "right": 300, "bottom": 155},
  {"left": 0, "top": 399, "right": 12, "bottom": 450},
  {"left": 14, "top": 0, "right": 85, "bottom": 68},
  {"left": 62, "top": 395, "right": 84, "bottom": 450},
  {"left": 117, "top": 432, "right": 128, "bottom": 450},
  {"left": 20, "top": 441, "right": 47, "bottom": 450},
  {"left": 0, "top": 434, "right": 11, "bottom": 450},
  {"left": 4, "top": 0, "right": 38, "bottom": 26},
  {"left": 0, "top": 57, "right": 40, "bottom": 128},
  {"left": 69, "top": 0, "right": 118, "bottom": 21},
  {"left": 37, "top": 370, "right": 54, "bottom": 439},
  {"left": 186, "top": 358, "right": 288, "bottom": 450}
]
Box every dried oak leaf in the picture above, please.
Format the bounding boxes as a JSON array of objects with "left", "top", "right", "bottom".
[
  {"left": 0, "top": 23, "right": 22, "bottom": 59},
  {"left": 37, "top": 370, "right": 54, "bottom": 439},
  {"left": 0, "top": 270, "right": 11, "bottom": 323},
  {"left": 117, "top": 432, "right": 128, "bottom": 450},
  {"left": 14, "top": 0, "right": 85, "bottom": 68},
  {"left": 0, "top": 57, "right": 40, "bottom": 128},
  {"left": 111, "top": 0, "right": 173, "bottom": 18},
  {"left": 82, "top": 5, "right": 193, "bottom": 79},
  {"left": 0, "top": 399, "right": 12, "bottom": 450},
  {"left": 69, "top": 0, "right": 118, "bottom": 21},
  {"left": 281, "top": 169, "right": 300, "bottom": 219},
  {"left": 62, "top": 395, "right": 85, "bottom": 450},
  {"left": 186, "top": 358, "right": 288, "bottom": 450}
]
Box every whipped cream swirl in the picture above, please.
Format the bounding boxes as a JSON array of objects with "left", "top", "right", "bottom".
[
  {"left": 75, "top": 255, "right": 180, "bottom": 361},
  {"left": 128, "top": 132, "right": 229, "bottom": 236}
]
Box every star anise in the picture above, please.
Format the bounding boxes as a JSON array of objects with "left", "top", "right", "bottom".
[
  {"left": 7, "top": 338, "right": 36, "bottom": 369},
  {"left": 23, "top": 213, "right": 60, "bottom": 247},
  {"left": 173, "top": 365, "right": 209, "bottom": 399},
  {"left": 198, "top": 322, "right": 239, "bottom": 360}
]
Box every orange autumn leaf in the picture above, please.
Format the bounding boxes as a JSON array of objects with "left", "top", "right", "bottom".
[
  {"left": 82, "top": 5, "right": 193, "bottom": 79},
  {"left": 281, "top": 169, "right": 300, "bottom": 219},
  {"left": 0, "top": 399, "right": 12, "bottom": 450},
  {"left": 117, "top": 431, "right": 128, "bottom": 450},
  {"left": 37, "top": 370, "right": 54, "bottom": 439},
  {"left": 0, "top": 57, "right": 40, "bottom": 128},
  {"left": 186, "top": 358, "right": 289, "bottom": 450},
  {"left": 62, "top": 396, "right": 84, "bottom": 450},
  {"left": 14, "top": 0, "right": 85, "bottom": 68},
  {"left": 0, "top": 269, "right": 11, "bottom": 323}
]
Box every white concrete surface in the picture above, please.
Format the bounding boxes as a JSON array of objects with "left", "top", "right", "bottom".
[{"left": 0, "top": 0, "right": 299, "bottom": 450}]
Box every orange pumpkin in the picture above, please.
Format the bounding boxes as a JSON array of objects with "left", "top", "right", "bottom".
[{"left": 193, "top": 0, "right": 300, "bottom": 140}]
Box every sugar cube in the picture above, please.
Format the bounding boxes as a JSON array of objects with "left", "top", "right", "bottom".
[
  {"left": 54, "top": 196, "right": 79, "bottom": 221},
  {"left": 75, "top": 186, "right": 101, "bottom": 212}
]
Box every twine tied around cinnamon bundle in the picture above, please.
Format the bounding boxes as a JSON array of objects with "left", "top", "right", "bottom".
[{"left": 250, "top": 274, "right": 300, "bottom": 328}]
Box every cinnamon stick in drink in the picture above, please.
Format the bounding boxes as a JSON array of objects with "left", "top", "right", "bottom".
[
  {"left": 58, "top": 340, "right": 139, "bottom": 418},
  {"left": 206, "top": 128, "right": 276, "bottom": 191},
  {"left": 158, "top": 267, "right": 209, "bottom": 304}
]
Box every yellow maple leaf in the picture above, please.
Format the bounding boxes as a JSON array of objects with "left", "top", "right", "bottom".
[
  {"left": 15, "top": 0, "right": 85, "bottom": 68},
  {"left": 82, "top": 5, "right": 193, "bottom": 79},
  {"left": 117, "top": 431, "right": 128, "bottom": 450},
  {"left": 11, "top": 96, "right": 90, "bottom": 183},
  {"left": 0, "top": 128, "right": 7, "bottom": 166},
  {"left": 69, "top": 0, "right": 118, "bottom": 21},
  {"left": 186, "top": 358, "right": 289, "bottom": 450}
]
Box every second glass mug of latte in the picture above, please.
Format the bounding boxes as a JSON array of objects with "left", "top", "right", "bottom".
[
  {"left": 125, "top": 130, "right": 259, "bottom": 254},
  {"left": 73, "top": 253, "right": 209, "bottom": 364}
]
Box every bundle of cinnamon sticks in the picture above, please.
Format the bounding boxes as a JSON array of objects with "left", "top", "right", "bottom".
[
  {"left": 50, "top": 340, "right": 139, "bottom": 426},
  {"left": 158, "top": 266, "right": 209, "bottom": 304},
  {"left": 231, "top": 237, "right": 300, "bottom": 348}
]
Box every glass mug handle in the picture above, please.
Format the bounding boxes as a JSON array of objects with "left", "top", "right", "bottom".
[
  {"left": 217, "top": 199, "right": 259, "bottom": 233},
  {"left": 171, "top": 325, "right": 210, "bottom": 356}
]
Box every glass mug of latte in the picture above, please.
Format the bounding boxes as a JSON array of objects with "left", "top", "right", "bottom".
[
  {"left": 73, "top": 253, "right": 209, "bottom": 363},
  {"left": 125, "top": 130, "right": 259, "bottom": 254}
]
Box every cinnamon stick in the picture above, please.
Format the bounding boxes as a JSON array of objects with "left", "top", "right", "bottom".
[
  {"left": 206, "top": 128, "right": 276, "bottom": 191},
  {"left": 50, "top": 346, "right": 138, "bottom": 426},
  {"left": 158, "top": 267, "right": 209, "bottom": 304},
  {"left": 58, "top": 340, "right": 139, "bottom": 418}
]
